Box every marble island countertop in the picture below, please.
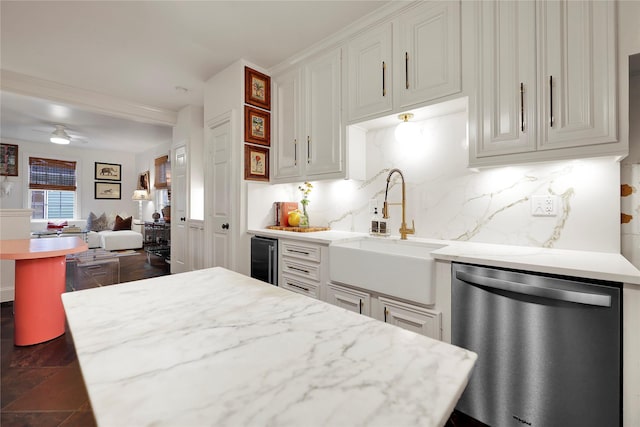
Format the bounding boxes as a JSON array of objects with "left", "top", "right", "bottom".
[
  {"left": 62, "top": 267, "right": 477, "bottom": 427},
  {"left": 249, "top": 229, "right": 640, "bottom": 285}
]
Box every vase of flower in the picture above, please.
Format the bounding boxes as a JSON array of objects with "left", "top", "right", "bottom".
[{"left": 298, "top": 181, "right": 312, "bottom": 228}]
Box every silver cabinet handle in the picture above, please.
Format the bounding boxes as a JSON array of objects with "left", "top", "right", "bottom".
[
  {"left": 520, "top": 82, "right": 525, "bottom": 132},
  {"left": 455, "top": 271, "right": 611, "bottom": 307},
  {"left": 549, "top": 75, "right": 554, "bottom": 127},
  {"left": 287, "top": 249, "right": 310, "bottom": 255},
  {"left": 289, "top": 265, "right": 310, "bottom": 274},
  {"left": 306, "top": 136, "right": 311, "bottom": 164},
  {"left": 267, "top": 246, "right": 274, "bottom": 284},
  {"left": 287, "top": 282, "right": 309, "bottom": 292},
  {"left": 382, "top": 61, "right": 386, "bottom": 97}
]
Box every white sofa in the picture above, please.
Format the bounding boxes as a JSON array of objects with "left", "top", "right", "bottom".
[{"left": 30, "top": 219, "right": 143, "bottom": 251}]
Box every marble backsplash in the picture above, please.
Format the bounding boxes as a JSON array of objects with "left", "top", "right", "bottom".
[{"left": 248, "top": 110, "right": 621, "bottom": 253}]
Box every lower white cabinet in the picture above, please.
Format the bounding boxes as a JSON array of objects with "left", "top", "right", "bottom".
[
  {"left": 324, "top": 281, "right": 442, "bottom": 340},
  {"left": 278, "top": 238, "right": 327, "bottom": 300},
  {"left": 376, "top": 297, "right": 442, "bottom": 340},
  {"left": 326, "top": 282, "right": 371, "bottom": 316}
]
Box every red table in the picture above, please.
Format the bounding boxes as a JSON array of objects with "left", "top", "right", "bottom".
[{"left": 0, "top": 237, "right": 88, "bottom": 346}]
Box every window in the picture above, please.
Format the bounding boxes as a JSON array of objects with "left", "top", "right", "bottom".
[
  {"left": 154, "top": 155, "right": 171, "bottom": 189},
  {"left": 29, "top": 157, "right": 77, "bottom": 219}
]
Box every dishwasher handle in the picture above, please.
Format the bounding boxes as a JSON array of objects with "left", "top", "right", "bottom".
[{"left": 455, "top": 271, "right": 612, "bottom": 307}]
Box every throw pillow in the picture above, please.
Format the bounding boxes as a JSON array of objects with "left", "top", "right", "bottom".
[
  {"left": 113, "top": 215, "right": 132, "bottom": 231},
  {"left": 46, "top": 221, "right": 68, "bottom": 230},
  {"left": 87, "top": 212, "right": 109, "bottom": 232}
]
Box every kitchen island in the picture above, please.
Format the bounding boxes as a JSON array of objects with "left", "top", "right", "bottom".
[{"left": 62, "top": 267, "right": 476, "bottom": 427}]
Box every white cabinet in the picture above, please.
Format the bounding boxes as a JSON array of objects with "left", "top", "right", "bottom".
[
  {"left": 472, "top": 0, "right": 619, "bottom": 167},
  {"left": 272, "top": 47, "right": 343, "bottom": 182},
  {"left": 326, "top": 282, "right": 371, "bottom": 316},
  {"left": 347, "top": 22, "right": 393, "bottom": 122},
  {"left": 272, "top": 68, "right": 303, "bottom": 180},
  {"left": 346, "top": 1, "right": 461, "bottom": 122},
  {"left": 396, "top": 0, "right": 461, "bottom": 110},
  {"left": 377, "top": 297, "right": 442, "bottom": 340},
  {"left": 538, "top": 0, "right": 617, "bottom": 150},
  {"left": 279, "top": 239, "right": 327, "bottom": 300}
]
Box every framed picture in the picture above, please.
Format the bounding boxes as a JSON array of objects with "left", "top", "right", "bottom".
[
  {"left": 1, "top": 143, "right": 19, "bottom": 176},
  {"left": 137, "top": 170, "right": 150, "bottom": 193},
  {"left": 245, "top": 66, "right": 271, "bottom": 110},
  {"left": 244, "top": 106, "right": 271, "bottom": 146},
  {"left": 244, "top": 145, "right": 269, "bottom": 182},
  {"left": 95, "top": 182, "right": 121, "bottom": 199},
  {"left": 95, "top": 162, "right": 121, "bottom": 181}
]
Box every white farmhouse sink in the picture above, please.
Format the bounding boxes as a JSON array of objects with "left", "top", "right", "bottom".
[{"left": 329, "top": 238, "right": 444, "bottom": 305}]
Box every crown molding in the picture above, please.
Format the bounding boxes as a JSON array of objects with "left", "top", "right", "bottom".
[
  {"left": 269, "top": 1, "right": 417, "bottom": 75},
  {"left": 0, "top": 70, "right": 177, "bottom": 126}
]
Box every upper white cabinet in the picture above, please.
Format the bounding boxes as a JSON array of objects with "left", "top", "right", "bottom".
[
  {"left": 272, "top": 47, "right": 343, "bottom": 182},
  {"left": 396, "top": 0, "right": 461, "bottom": 110},
  {"left": 346, "top": 1, "right": 461, "bottom": 123},
  {"left": 538, "top": 0, "right": 617, "bottom": 151},
  {"left": 347, "top": 22, "right": 393, "bottom": 122},
  {"left": 471, "top": 0, "right": 620, "bottom": 167}
]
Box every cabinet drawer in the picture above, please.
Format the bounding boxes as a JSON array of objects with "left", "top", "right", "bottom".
[
  {"left": 326, "top": 282, "right": 371, "bottom": 316},
  {"left": 280, "top": 241, "right": 321, "bottom": 263},
  {"left": 280, "top": 275, "right": 320, "bottom": 299},
  {"left": 281, "top": 258, "right": 320, "bottom": 282}
]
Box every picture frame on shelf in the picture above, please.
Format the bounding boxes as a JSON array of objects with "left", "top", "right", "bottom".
[
  {"left": 244, "top": 106, "right": 270, "bottom": 146},
  {"left": 244, "top": 66, "right": 271, "bottom": 110},
  {"left": 0, "top": 143, "right": 19, "bottom": 176},
  {"left": 137, "top": 170, "right": 150, "bottom": 193},
  {"left": 95, "top": 182, "right": 121, "bottom": 199},
  {"left": 95, "top": 162, "right": 121, "bottom": 181},
  {"left": 244, "top": 144, "right": 269, "bottom": 182}
]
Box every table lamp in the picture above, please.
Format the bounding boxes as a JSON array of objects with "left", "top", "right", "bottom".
[{"left": 132, "top": 190, "right": 151, "bottom": 220}]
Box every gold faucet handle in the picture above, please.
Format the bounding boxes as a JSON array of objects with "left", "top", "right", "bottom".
[{"left": 406, "top": 219, "right": 416, "bottom": 234}]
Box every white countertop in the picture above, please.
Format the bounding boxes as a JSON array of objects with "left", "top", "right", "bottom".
[
  {"left": 250, "top": 229, "right": 640, "bottom": 285},
  {"left": 62, "top": 267, "right": 477, "bottom": 427}
]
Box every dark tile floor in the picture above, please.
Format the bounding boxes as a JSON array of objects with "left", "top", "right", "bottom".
[{"left": 1, "top": 250, "right": 168, "bottom": 427}]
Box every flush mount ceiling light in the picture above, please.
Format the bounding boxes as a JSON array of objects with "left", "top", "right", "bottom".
[
  {"left": 395, "top": 113, "right": 420, "bottom": 143},
  {"left": 50, "top": 125, "right": 71, "bottom": 144}
]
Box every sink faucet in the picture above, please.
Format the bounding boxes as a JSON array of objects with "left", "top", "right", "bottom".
[{"left": 382, "top": 168, "right": 415, "bottom": 240}]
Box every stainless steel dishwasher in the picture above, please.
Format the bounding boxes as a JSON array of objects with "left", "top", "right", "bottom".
[{"left": 452, "top": 262, "right": 621, "bottom": 427}]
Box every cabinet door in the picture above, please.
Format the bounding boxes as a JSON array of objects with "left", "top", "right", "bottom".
[
  {"left": 273, "top": 68, "right": 303, "bottom": 180},
  {"left": 171, "top": 144, "right": 188, "bottom": 274},
  {"left": 347, "top": 22, "right": 393, "bottom": 122},
  {"left": 475, "top": 0, "right": 536, "bottom": 158},
  {"left": 397, "top": 0, "right": 461, "bottom": 109},
  {"left": 538, "top": 0, "right": 617, "bottom": 150},
  {"left": 379, "top": 297, "right": 441, "bottom": 340},
  {"left": 326, "top": 282, "right": 371, "bottom": 316},
  {"left": 304, "top": 47, "right": 343, "bottom": 177}
]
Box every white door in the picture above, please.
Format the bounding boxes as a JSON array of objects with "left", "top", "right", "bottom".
[
  {"left": 475, "top": 0, "right": 536, "bottom": 158},
  {"left": 397, "top": 0, "right": 461, "bottom": 109},
  {"left": 347, "top": 21, "right": 393, "bottom": 122},
  {"left": 272, "top": 68, "right": 303, "bottom": 181},
  {"left": 304, "top": 47, "right": 343, "bottom": 177},
  {"left": 538, "top": 0, "right": 617, "bottom": 149},
  {"left": 207, "top": 120, "right": 231, "bottom": 269},
  {"left": 171, "top": 144, "right": 187, "bottom": 274}
]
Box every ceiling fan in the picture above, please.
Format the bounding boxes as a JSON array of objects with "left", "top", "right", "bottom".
[{"left": 33, "top": 124, "right": 89, "bottom": 145}]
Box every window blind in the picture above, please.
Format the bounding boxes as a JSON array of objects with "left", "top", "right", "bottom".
[
  {"left": 29, "top": 157, "right": 77, "bottom": 191},
  {"left": 154, "top": 155, "right": 170, "bottom": 189}
]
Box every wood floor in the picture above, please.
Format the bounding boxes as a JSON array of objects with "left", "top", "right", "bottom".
[{"left": 1, "top": 250, "right": 169, "bottom": 427}]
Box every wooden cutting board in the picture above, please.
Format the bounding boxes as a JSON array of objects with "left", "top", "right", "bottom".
[{"left": 266, "top": 226, "right": 330, "bottom": 232}]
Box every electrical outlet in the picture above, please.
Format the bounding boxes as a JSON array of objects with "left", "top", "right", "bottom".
[
  {"left": 369, "top": 199, "right": 379, "bottom": 214},
  {"left": 531, "top": 195, "right": 558, "bottom": 216}
]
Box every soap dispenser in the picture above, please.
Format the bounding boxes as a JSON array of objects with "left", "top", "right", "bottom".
[{"left": 370, "top": 207, "right": 380, "bottom": 235}]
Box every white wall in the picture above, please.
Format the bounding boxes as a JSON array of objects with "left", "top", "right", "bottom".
[
  {"left": 0, "top": 138, "right": 139, "bottom": 219},
  {"left": 248, "top": 109, "right": 621, "bottom": 253}
]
